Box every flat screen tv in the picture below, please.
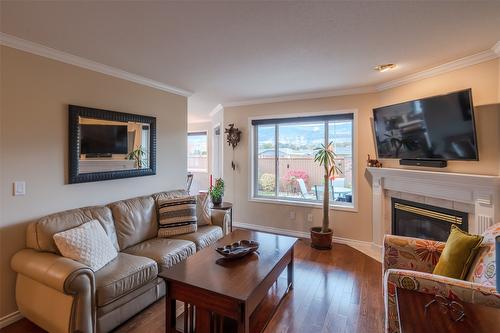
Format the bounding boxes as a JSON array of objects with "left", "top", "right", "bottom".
[
  {"left": 80, "top": 124, "right": 128, "bottom": 155},
  {"left": 373, "top": 89, "right": 478, "bottom": 160}
]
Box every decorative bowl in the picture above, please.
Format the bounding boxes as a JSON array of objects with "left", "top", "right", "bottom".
[{"left": 215, "top": 240, "right": 259, "bottom": 260}]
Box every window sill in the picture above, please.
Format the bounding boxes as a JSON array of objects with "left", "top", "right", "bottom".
[{"left": 248, "top": 197, "right": 358, "bottom": 212}]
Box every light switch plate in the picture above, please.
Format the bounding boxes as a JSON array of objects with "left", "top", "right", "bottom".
[{"left": 13, "top": 181, "right": 26, "bottom": 196}]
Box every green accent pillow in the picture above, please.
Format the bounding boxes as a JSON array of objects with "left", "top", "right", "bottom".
[{"left": 433, "top": 225, "right": 483, "bottom": 279}]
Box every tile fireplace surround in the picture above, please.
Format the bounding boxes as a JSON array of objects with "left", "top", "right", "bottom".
[{"left": 367, "top": 167, "right": 500, "bottom": 246}]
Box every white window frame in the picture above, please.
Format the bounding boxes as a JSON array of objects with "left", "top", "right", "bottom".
[
  {"left": 211, "top": 123, "right": 223, "bottom": 178},
  {"left": 187, "top": 131, "right": 209, "bottom": 173},
  {"left": 248, "top": 109, "right": 358, "bottom": 212}
]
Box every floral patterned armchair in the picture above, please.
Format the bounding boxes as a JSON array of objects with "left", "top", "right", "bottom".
[{"left": 383, "top": 223, "right": 500, "bottom": 333}]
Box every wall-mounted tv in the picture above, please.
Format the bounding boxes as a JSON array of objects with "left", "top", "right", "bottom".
[
  {"left": 80, "top": 124, "right": 128, "bottom": 155},
  {"left": 373, "top": 89, "right": 478, "bottom": 160}
]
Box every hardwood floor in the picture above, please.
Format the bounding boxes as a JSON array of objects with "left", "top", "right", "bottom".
[{"left": 1, "top": 239, "right": 383, "bottom": 333}]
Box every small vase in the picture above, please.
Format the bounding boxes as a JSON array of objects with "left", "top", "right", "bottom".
[{"left": 211, "top": 196, "right": 222, "bottom": 205}]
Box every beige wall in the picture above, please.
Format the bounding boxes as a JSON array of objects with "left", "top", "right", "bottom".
[
  {"left": 223, "top": 59, "right": 499, "bottom": 243},
  {"left": 0, "top": 46, "right": 188, "bottom": 317}
]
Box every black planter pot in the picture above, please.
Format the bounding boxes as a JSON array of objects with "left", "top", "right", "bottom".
[{"left": 211, "top": 196, "right": 222, "bottom": 205}]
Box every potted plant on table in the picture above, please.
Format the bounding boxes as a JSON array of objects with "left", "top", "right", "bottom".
[
  {"left": 310, "top": 142, "right": 342, "bottom": 250},
  {"left": 210, "top": 177, "right": 224, "bottom": 205}
]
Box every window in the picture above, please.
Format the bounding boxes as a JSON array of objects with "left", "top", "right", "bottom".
[
  {"left": 188, "top": 131, "right": 208, "bottom": 172},
  {"left": 252, "top": 113, "right": 355, "bottom": 208}
]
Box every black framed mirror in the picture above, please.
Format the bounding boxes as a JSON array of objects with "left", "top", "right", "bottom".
[{"left": 69, "top": 105, "right": 156, "bottom": 184}]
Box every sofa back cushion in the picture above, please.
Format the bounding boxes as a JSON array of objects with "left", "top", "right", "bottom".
[
  {"left": 26, "top": 206, "right": 118, "bottom": 253},
  {"left": 466, "top": 223, "right": 499, "bottom": 287},
  {"left": 109, "top": 195, "right": 157, "bottom": 250},
  {"left": 153, "top": 189, "right": 189, "bottom": 202}
]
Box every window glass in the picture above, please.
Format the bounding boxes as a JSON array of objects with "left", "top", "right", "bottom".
[
  {"left": 328, "top": 120, "right": 353, "bottom": 206},
  {"left": 188, "top": 132, "right": 208, "bottom": 172},
  {"left": 277, "top": 122, "right": 324, "bottom": 201},
  {"left": 256, "top": 125, "right": 276, "bottom": 197},
  {"left": 252, "top": 114, "right": 354, "bottom": 207}
]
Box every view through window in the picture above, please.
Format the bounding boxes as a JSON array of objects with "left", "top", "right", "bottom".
[
  {"left": 253, "top": 114, "right": 354, "bottom": 207},
  {"left": 188, "top": 132, "right": 208, "bottom": 172}
]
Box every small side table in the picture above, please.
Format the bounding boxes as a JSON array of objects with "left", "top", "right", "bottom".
[{"left": 210, "top": 202, "right": 233, "bottom": 233}]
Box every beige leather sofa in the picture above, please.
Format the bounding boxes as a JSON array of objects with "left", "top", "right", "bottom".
[{"left": 11, "top": 189, "right": 228, "bottom": 333}]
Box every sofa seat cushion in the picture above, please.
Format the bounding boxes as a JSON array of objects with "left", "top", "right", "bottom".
[
  {"left": 94, "top": 253, "right": 158, "bottom": 307},
  {"left": 123, "top": 238, "right": 196, "bottom": 271},
  {"left": 171, "top": 225, "right": 223, "bottom": 250}
]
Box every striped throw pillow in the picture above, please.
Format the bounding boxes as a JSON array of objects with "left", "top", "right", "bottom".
[{"left": 157, "top": 196, "right": 198, "bottom": 237}]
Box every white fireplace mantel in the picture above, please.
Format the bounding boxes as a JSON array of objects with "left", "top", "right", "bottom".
[{"left": 367, "top": 167, "right": 500, "bottom": 245}]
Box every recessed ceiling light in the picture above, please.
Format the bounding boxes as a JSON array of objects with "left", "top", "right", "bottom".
[{"left": 374, "top": 64, "right": 397, "bottom": 72}]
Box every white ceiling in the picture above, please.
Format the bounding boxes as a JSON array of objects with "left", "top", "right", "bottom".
[{"left": 2, "top": 1, "right": 500, "bottom": 122}]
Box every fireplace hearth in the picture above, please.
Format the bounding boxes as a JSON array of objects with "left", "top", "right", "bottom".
[{"left": 392, "top": 198, "right": 468, "bottom": 242}]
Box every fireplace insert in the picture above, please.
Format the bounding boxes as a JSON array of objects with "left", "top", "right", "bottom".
[{"left": 391, "top": 198, "right": 468, "bottom": 242}]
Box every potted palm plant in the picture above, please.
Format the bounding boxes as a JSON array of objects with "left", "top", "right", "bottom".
[
  {"left": 310, "top": 142, "right": 341, "bottom": 250},
  {"left": 126, "top": 146, "right": 148, "bottom": 169}
]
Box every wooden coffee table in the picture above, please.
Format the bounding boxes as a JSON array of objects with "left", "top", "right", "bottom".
[{"left": 159, "top": 229, "right": 297, "bottom": 333}]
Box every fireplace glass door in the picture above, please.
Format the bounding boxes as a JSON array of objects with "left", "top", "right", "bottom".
[{"left": 392, "top": 198, "right": 468, "bottom": 242}]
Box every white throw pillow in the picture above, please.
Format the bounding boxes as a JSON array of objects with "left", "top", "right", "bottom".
[{"left": 53, "top": 219, "right": 118, "bottom": 271}]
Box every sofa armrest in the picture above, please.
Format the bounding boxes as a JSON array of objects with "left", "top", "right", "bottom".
[
  {"left": 385, "top": 269, "right": 500, "bottom": 307},
  {"left": 11, "top": 249, "right": 96, "bottom": 332},
  {"left": 383, "top": 234, "right": 445, "bottom": 274},
  {"left": 211, "top": 209, "right": 230, "bottom": 231},
  {"left": 384, "top": 268, "right": 500, "bottom": 333},
  {"left": 11, "top": 249, "right": 94, "bottom": 294}
]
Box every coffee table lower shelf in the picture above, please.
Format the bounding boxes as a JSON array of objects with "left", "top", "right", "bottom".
[
  {"left": 164, "top": 250, "right": 294, "bottom": 333},
  {"left": 172, "top": 273, "right": 292, "bottom": 333}
]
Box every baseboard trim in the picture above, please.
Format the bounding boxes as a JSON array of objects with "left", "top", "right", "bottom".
[
  {"left": 233, "top": 222, "right": 372, "bottom": 247},
  {"left": 0, "top": 311, "right": 23, "bottom": 329},
  {"left": 234, "top": 222, "right": 309, "bottom": 239}
]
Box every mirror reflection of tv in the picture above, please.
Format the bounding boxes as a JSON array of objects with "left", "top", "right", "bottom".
[
  {"left": 373, "top": 89, "right": 478, "bottom": 160},
  {"left": 81, "top": 124, "right": 128, "bottom": 155}
]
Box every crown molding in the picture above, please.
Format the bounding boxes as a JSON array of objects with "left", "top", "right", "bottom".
[
  {"left": 493, "top": 41, "right": 500, "bottom": 56},
  {"left": 209, "top": 103, "right": 224, "bottom": 117},
  {"left": 2, "top": 32, "right": 498, "bottom": 106},
  {"left": 0, "top": 33, "right": 193, "bottom": 97},
  {"left": 223, "top": 86, "right": 376, "bottom": 108},
  {"left": 376, "top": 45, "right": 500, "bottom": 91},
  {"left": 224, "top": 42, "right": 500, "bottom": 108}
]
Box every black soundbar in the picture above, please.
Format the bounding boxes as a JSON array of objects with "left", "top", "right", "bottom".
[
  {"left": 85, "top": 153, "right": 112, "bottom": 158},
  {"left": 399, "top": 159, "right": 447, "bottom": 168}
]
